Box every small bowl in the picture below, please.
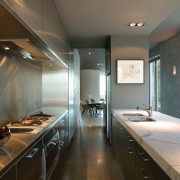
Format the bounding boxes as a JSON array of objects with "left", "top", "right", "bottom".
[{"left": 0, "top": 125, "right": 11, "bottom": 146}]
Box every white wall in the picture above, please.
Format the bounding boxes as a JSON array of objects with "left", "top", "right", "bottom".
[
  {"left": 111, "top": 35, "right": 149, "bottom": 109},
  {"left": 80, "top": 69, "right": 100, "bottom": 102}
]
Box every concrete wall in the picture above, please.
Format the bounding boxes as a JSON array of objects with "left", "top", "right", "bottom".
[
  {"left": 111, "top": 35, "right": 149, "bottom": 109},
  {"left": 80, "top": 69, "right": 100, "bottom": 102}
]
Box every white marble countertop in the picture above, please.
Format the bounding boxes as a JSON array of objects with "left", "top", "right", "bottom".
[{"left": 112, "top": 109, "right": 180, "bottom": 180}]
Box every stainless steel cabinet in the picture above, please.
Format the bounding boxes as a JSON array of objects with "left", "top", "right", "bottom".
[
  {"left": 0, "top": 165, "right": 16, "bottom": 180},
  {"left": 2, "top": 0, "right": 43, "bottom": 38},
  {"left": 42, "top": 0, "right": 69, "bottom": 64},
  {"left": 17, "top": 140, "right": 43, "bottom": 180}
]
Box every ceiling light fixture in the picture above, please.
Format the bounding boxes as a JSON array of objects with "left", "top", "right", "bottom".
[
  {"left": 128, "top": 22, "right": 145, "bottom": 27},
  {"left": 137, "top": 23, "right": 145, "bottom": 27},
  {"left": 129, "top": 23, "right": 136, "bottom": 27},
  {"left": 88, "top": 52, "right": 91, "bottom": 55}
]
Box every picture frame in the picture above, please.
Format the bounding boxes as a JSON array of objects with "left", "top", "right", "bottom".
[{"left": 117, "top": 59, "right": 144, "bottom": 84}]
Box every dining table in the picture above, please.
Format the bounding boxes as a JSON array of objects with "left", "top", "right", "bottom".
[{"left": 87, "top": 101, "right": 105, "bottom": 115}]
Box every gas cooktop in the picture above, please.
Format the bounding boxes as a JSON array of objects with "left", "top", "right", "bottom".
[{"left": 7, "top": 112, "right": 55, "bottom": 134}]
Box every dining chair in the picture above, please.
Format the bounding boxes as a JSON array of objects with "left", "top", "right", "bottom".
[
  {"left": 85, "top": 99, "right": 89, "bottom": 104},
  {"left": 96, "top": 102, "right": 105, "bottom": 115},
  {"left": 100, "top": 98, "right": 105, "bottom": 101},
  {"left": 90, "top": 99, "right": 95, "bottom": 102},
  {"left": 80, "top": 101, "right": 91, "bottom": 116}
]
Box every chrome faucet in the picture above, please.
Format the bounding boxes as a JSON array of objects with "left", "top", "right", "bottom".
[{"left": 137, "top": 104, "right": 153, "bottom": 117}]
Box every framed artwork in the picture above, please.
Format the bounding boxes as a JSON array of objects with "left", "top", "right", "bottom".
[{"left": 117, "top": 60, "right": 144, "bottom": 84}]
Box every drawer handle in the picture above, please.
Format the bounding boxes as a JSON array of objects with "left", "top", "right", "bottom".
[
  {"left": 25, "top": 148, "right": 39, "bottom": 158},
  {"left": 139, "top": 152, "right": 151, "bottom": 162},
  {"left": 127, "top": 147, "right": 134, "bottom": 154},
  {"left": 47, "top": 139, "right": 59, "bottom": 147},
  {"left": 127, "top": 135, "right": 134, "bottom": 142},
  {"left": 139, "top": 167, "right": 151, "bottom": 179},
  {"left": 59, "top": 141, "right": 64, "bottom": 146}
]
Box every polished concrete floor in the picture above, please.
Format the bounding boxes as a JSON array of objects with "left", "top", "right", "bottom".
[{"left": 53, "top": 112, "right": 124, "bottom": 180}]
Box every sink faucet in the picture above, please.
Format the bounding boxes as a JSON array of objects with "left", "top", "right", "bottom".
[{"left": 137, "top": 104, "right": 153, "bottom": 117}]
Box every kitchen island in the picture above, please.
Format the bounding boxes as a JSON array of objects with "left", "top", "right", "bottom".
[
  {"left": 0, "top": 107, "right": 68, "bottom": 179},
  {"left": 112, "top": 109, "right": 180, "bottom": 180}
]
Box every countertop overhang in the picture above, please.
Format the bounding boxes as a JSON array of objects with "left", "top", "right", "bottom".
[{"left": 112, "top": 109, "right": 180, "bottom": 180}]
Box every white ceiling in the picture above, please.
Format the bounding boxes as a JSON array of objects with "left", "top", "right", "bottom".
[{"left": 54, "top": 0, "right": 180, "bottom": 70}]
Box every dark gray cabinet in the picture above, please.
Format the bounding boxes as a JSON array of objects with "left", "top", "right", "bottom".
[
  {"left": 111, "top": 114, "right": 171, "bottom": 180},
  {"left": 17, "top": 140, "right": 43, "bottom": 180},
  {"left": 134, "top": 141, "right": 170, "bottom": 180}
]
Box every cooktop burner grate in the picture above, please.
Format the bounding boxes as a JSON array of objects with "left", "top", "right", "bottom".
[
  {"left": 10, "top": 112, "right": 53, "bottom": 127},
  {"left": 11, "top": 119, "right": 42, "bottom": 126}
]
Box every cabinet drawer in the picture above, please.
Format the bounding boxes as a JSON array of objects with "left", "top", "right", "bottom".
[
  {"left": 125, "top": 130, "right": 139, "bottom": 151},
  {"left": 135, "top": 143, "right": 170, "bottom": 180},
  {"left": 136, "top": 157, "right": 152, "bottom": 180},
  {"left": 17, "top": 140, "right": 42, "bottom": 180}
]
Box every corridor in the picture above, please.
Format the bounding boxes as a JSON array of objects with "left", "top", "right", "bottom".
[{"left": 53, "top": 113, "right": 124, "bottom": 180}]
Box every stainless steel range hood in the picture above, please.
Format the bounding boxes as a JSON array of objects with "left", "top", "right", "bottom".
[{"left": 0, "top": 2, "right": 68, "bottom": 69}]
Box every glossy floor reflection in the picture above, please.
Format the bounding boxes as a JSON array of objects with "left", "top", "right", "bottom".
[{"left": 53, "top": 112, "right": 124, "bottom": 180}]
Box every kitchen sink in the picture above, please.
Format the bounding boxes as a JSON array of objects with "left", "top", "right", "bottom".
[
  {"left": 9, "top": 127, "right": 35, "bottom": 133},
  {"left": 122, "top": 113, "right": 144, "bottom": 116},
  {"left": 128, "top": 117, "right": 156, "bottom": 122}
]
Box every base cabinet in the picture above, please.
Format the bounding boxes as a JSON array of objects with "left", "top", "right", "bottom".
[
  {"left": 111, "top": 115, "right": 171, "bottom": 180},
  {"left": 17, "top": 140, "right": 43, "bottom": 180}
]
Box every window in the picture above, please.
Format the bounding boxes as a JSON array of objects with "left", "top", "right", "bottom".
[
  {"left": 149, "top": 56, "right": 161, "bottom": 111},
  {"left": 100, "top": 73, "right": 106, "bottom": 99}
]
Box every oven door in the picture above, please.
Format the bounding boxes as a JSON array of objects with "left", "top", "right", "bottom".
[{"left": 42, "top": 131, "right": 60, "bottom": 180}]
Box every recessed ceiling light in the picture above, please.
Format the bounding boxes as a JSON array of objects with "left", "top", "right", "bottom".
[
  {"left": 129, "top": 23, "right": 136, "bottom": 27},
  {"left": 137, "top": 23, "right": 145, "bottom": 27},
  {"left": 128, "top": 22, "right": 145, "bottom": 27},
  {"left": 88, "top": 52, "right": 91, "bottom": 55},
  {"left": 23, "top": 56, "right": 27, "bottom": 59}
]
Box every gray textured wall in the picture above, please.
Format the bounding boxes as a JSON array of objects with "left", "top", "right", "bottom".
[
  {"left": 150, "top": 34, "right": 180, "bottom": 118},
  {"left": 0, "top": 51, "right": 42, "bottom": 126}
]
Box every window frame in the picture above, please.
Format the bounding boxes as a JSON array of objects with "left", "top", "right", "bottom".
[{"left": 149, "top": 55, "right": 160, "bottom": 111}]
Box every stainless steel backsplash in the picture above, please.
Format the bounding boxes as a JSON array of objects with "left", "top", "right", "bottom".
[
  {"left": 42, "top": 68, "right": 68, "bottom": 109},
  {"left": 0, "top": 51, "right": 42, "bottom": 125}
]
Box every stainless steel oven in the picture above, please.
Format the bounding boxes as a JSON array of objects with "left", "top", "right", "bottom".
[{"left": 42, "top": 128, "right": 60, "bottom": 180}]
